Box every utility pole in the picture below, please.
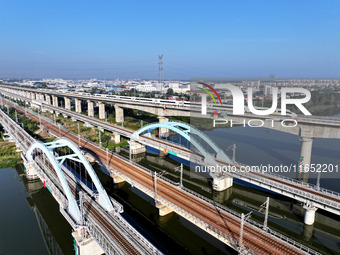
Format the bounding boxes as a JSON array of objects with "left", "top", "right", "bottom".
[
  {"left": 99, "top": 130, "right": 102, "bottom": 147},
  {"left": 175, "top": 163, "right": 183, "bottom": 188},
  {"left": 232, "top": 144, "right": 236, "bottom": 164},
  {"left": 239, "top": 213, "right": 245, "bottom": 250},
  {"left": 263, "top": 197, "right": 269, "bottom": 230},
  {"left": 158, "top": 54, "right": 163, "bottom": 92},
  {"left": 259, "top": 197, "right": 270, "bottom": 230},
  {"left": 38, "top": 109, "right": 41, "bottom": 127},
  {"left": 78, "top": 122, "right": 80, "bottom": 147},
  {"left": 239, "top": 211, "right": 252, "bottom": 251},
  {"left": 106, "top": 147, "right": 109, "bottom": 165},
  {"left": 316, "top": 171, "right": 321, "bottom": 191},
  {"left": 154, "top": 171, "right": 158, "bottom": 200}
]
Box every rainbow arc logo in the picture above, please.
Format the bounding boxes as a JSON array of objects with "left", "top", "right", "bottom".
[{"left": 199, "top": 82, "right": 223, "bottom": 106}]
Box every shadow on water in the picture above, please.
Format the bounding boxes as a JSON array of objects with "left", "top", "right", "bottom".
[{"left": 0, "top": 165, "right": 74, "bottom": 255}]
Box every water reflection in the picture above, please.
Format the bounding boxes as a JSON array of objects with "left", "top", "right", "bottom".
[{"left": 112, "top": 142, "right": 340, "bottom": 254}]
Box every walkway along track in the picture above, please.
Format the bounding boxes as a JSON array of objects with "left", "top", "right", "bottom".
[{"left": 2, "top": 99, "right": 316, "bottom": 255}]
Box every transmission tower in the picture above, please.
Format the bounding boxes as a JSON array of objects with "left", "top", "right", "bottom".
[{"left": 158, "top": 54, "right": 163, "bottom": 91}]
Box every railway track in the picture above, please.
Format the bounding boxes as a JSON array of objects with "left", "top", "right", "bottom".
[{"left": 5, "top": 100, "right": 310, "bottom": 254}]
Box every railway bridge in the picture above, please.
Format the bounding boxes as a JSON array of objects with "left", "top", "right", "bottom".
[{"left": 0, "top": 96, "right": 322, "bottom": 254}]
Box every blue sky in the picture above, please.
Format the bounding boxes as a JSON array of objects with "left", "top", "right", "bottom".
[{"left": 0, "top": 0, "right": 339, "bottom": 79}]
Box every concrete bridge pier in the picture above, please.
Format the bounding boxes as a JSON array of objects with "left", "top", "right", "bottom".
[
  {"left": 302, "top": 224, "right": 314, "bottom": 242},
  {"left": 115, "top": 105, "right": 123, "bottom": 122},
  {"left": 45, "top": 95, "right": 51, "bottom": 105},
  {"left": 87, "top": 100, "right": 94, "bottom": 117},
  {"left": 75, "top": 98, "right": 82, "bottom": 113},
  {"left": 110, "top": 173, "right": 125, "bottom": 184},
  {"left": 212, "top": 175, "right": 233, "bottom": 191},
  {"left": 52, "top": 95, "right": 58, "bottom": 107},
  {"left": 24, "top": 162, "right": 39, "bottom": 180},
  {"left": 298, "top": 136, "right": 313, "bottom": 182},
  {"left": 98, "top": 102, "right": 105, "bottom": 120},
  {"left": 158, "top": 116, "right": 169, "bottom": 138},
  {"left": 72, "top": 228, "right": 104, "bottom": 255},
  {"left": 156, "top": 201, "right": 174, "bottom": 216},
  {"left": 129, "top": 140, "right": 146, "bottom": 154},
  {"left": 113, "top": 132, "right": 121, "bottom": 144},
  {"left": 303, "top": 202, "right": 317, "bottom": 225},
  {"left": 64, "top": 97, "right": 71, "bottom": 111}
]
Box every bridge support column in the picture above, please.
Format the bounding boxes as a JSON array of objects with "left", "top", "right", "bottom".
[
  {"left": 212, "top": 175, "right": 233, "bottom": 191},
  {"left": 72, "top": 229, "right": 104, "bottom": 255},
  {"left": 75, "top": 98, "right": 82, "bottom": 113},
  {"left": 113, "top": 133, "right": 121, "bottom": 144},
  {"left": 45, "top": 95, "right": 51, "bottom": 105},
  {"left": 298, "top": 136, "right": 313, "bottom": 182},
  {"left": 129, "top": 141, "right": 146, "bottom": 154},
  {"left": 303, "top": 203, "right": 317, "bottom": 225},
  {"left": 99, "top": 102, "right": 105, "bottom": 120},
  {"left": 302, "top": 224, "right": 314, "bottom": 242},
  {"left": 52, "top": 95, "right": 58, "bottom": 107},
  {"left": 64, "top": 97, "right": 71, "bottom": 110},
  {"left": 115, "top": 105, "right": 123, "bottom": 122},
  {"left": 110, "top": 173, "right": 125, "bottom": 184},
  {"left": 158, "top": 116, "right": 169, "bottom": 138},
  {"left": 156, "top": 202, "right": 173, "bottom": 216},
  {"left": 87, "top": 100, "right": 94, "bottom": 117},
  {"left": 24, "top": 162, "right": 39, "bottom": 180},
  {"left": 52, "top": 95, "right": 59, "bottom": 116}
]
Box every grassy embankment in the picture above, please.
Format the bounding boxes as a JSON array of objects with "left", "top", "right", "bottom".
[{"left": 0, "top": 131, "right": 22, "bottom": 168}]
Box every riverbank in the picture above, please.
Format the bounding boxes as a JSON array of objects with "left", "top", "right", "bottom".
[{"left": 0, "top": 142, "right": 22, "bottom": 168}]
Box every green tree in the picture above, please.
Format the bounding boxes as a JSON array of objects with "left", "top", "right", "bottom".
[{"left": 167, "top": 88, "right": 174, "bottom": 96}]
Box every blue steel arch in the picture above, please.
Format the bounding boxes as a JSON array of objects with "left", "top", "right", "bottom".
[
  {"left": 26, "top": 138, "right": 114, "bottom": 223},
  {"left": 131, "top": 121, "right": 231, "bottom": 164}
]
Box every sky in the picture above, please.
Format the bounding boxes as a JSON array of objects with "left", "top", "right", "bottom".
[{"left": 0, "top": 0, "right": 340, "bottom": 80}]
